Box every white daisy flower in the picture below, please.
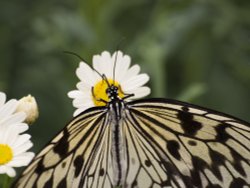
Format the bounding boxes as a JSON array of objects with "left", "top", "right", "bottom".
[
  {"left": 68, "top": 51, "right": 151, "bottom": 116},
  {"left": 0, "top": 92, "right": 34, "bottom": 177}
]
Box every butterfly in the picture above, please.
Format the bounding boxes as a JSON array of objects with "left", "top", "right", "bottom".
[{"left": 12, "top": 52, "right": 250, "bottom": 188}]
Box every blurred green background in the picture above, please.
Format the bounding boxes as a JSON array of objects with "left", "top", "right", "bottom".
[{"left": 0, "top": 0, "right": 250, "bottom": 167}]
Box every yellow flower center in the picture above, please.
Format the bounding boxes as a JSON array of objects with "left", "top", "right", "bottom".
[
  {"left": 0, "top": 144, "right": 13, "bottom": 165},
  {"left": 92, "top": 79, "right": 124, "bottom": 106}
]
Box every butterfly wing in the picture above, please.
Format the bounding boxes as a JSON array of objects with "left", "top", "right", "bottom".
[
  {"left": 124, "top": 98, "right": 250, "bottom": 187},
  {"left": 13, "top": 107, "right": 117, "bottom": 188}
]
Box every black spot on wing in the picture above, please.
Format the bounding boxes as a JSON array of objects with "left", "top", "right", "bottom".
[
  {"left": 57, "top": 178, "right": 67, "bottom": 188},
  {"left": 192, "top": 155, "right": 208, "bottom": 169},
  {"left": 161, "top": 160, "right": 178, "bottom": 175},
  {"left": 61, "top": 161, "right": 66, "bottom": 168},
  {"left": 188, "top": 140, "right": 197, "bottom": 146},
  {"left": 167, "top": 140, "right": 181, "bottom": 160},
  {"left": 161, "top": 160, "right": 194, "bottom": 187},
  {"left": 231, "top": 149, "right": 247, "bottom": 177},
  {"left": 161, "top": 179, "right": 171, "bottom": 187},
  {"left": 190, "top": 156, "right": 208, "bottom": 187},
  {"left": 74, "top": 155, "right": 84, "bottom": 177},
  {"left": 53, "top": 129, "right": 70, "bottom": 156},
  {"left": 178, "top": 107, "right": 202, "bottom": 136},
  {"left": 44, "top": 176, "right": 53, "bottom": 188},
  {"left": 215, "top": 124, "right": 230, "bottom": 142},
  {"left": 99, "top": 168, "right": 104, "bottom": 176},
  {"left": 206, "top": 184, "right": 221, "bottom": 188},
  {"left": 181, "top": 106, "right": 189, "bottom": 112},
  {"left": 229, "top": 178, "right": 247, "bottom": 188},
  {"left": 131, "top": 180, "right": 137, "bottom": 187},
  {"left": 190, "top": 168, "right": 202, "bottom": 187},
  {"left": 35, "top": 160, "right": 45, "bottom": 173},
  {"left": 182, "top": 176, "right": 194, "bottom": 187},
  {"left": 145, "top": 159, "right": 151, "bottom": 167},
  {"left": 209, "top": 150, "right": 225, "bottom": 181}
]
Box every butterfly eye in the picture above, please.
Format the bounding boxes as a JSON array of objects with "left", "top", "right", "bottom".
[{"left": 106, "top": 88, "right": 110, "bottom": 94}]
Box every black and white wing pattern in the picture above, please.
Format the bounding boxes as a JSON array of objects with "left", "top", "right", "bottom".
[
  {"left": 13, "top": 107, "right": 115, "bottom": 188},
  {"left": 13, "top": 98, "right": 250, "bottom": 188},
  {"left": 124, "top": 98, "right": 250, "bottom": 187}
]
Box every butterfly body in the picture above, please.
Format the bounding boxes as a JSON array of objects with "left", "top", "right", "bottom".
[{"left": 107, "top": 85, "right": 128, "bottom": 187}]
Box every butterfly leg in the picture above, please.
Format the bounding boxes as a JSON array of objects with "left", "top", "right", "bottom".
[
  {"left": 91, "top": 87, "right": 108, "bottom": 104},
  {"left": 123, "top": 93, "right": 134, "bottom": 100},
  {"left": 118, "top": 85, "right": 135, "bottom": 100}
]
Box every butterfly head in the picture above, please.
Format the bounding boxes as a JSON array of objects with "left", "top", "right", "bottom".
[{"left": 106, "top": 85, "right": 119, "bottom": 100}]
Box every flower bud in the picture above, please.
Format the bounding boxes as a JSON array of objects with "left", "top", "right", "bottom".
[{"left": 16, "top": 95, "right": 39, "bottom": 125}]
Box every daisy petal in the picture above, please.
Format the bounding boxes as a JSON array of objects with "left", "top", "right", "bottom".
[
  {"left": 0, "top": 112, "right": 26, "bottom": 128},
  {"left": 122, "top": 64, "right": 140, "bottom": 80},
  {"left": 129, "top": 87, "right": 151, "bottom": 99},
  {"left": 73, "top": 108, "right": 86, "bottom": 116},
  {"left": 68, "top": 90, "right": 83, "bottom": 98},
  {"left": 115, "top": 54, "right": 131, "bottom": 82},
  {"left": 6, "top": 167, "right": 16, "bottom": 177},
  {"left": 122, "top": 74, "right": 150, "bottom": 92},
  {"left": 101, "top": 51, "right": 113, "bottom": 78},
  {"left": 0, "top": 99, "right": 18, "bottom": 119},
  {"left": 76, "top": 62, "right": 97, "bottom": 86},
  {"left": 8, "top": 152, "right": 34, "bottom": 167},
  {"left": 0, "top": 92, "right": 6, "bottom": 107},
  {"left": 0, "top": 165, "right": 16, "bottom": 177}
]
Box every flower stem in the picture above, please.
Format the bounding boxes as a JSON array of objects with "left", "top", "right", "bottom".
[{"left": 0, "top": 174, "right": 12, "bottom": 188}]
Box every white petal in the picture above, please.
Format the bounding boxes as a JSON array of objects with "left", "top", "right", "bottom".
[
  {"left": 114, "top": 54, "right": 131, "bottom": 82},
  {"left": 128, "top": 87, "right": 151, "bottom": 99},
  {"left": 12, "top": 134, "right": 31, "bottom": 148},
  {"left": 0, "top": 166, "right": 7, "bottom": 174},
  {"left": 8, "top": 152, "right": 34, "bottom": 167},
  {"left": 93, "top": 54, "right": 106, "bottom": 74},
  {"left": 0, "top": 112, "right": 26, "bottom": 128},
  {"left": 0, "top": 99, "right": 18, "bottom": 120},
  {"left": 122, "top": 74, "right": 150, "bottom": 91},
  {"left": 72, "top": 94, "right": 92, "bottom": 102},
  {"left": 121, "top": 65, "right": 140, "bottom": 81},
  {"left": 68, "top": 90, "right": 82, "bottom": 98},
  {"left": 93, "top": 51, "right": 112, "bottom": 77},
  {"left": 73, "top": 99, "right": 93, "bottom": 108},
  {"left": 76, "top": 82, "right": 92, "bottom": 91},
  {"left": 12, "top": 123, "right": 28, "bottom": 134},
  {"left": 13, "top": 141, "right": 33, "bottom": 155},
  {"left": 73, "top": 108, "right": 86, "bottom": 116},
  {"left": 0, "top": 125, "right": 20, "bottom": 143},
  {"left": 0, "top": 92, "right": 6, "bottom": 107},
  {"left": 0, "top": 166, "right": 16, "bottom": 177},
  {"left": 4, "top": 127, "right": 18, "bottom": 145},
  {"left": 76, "top": 62, "right": 97, "bottom": 86},
  {"left": 6, "top": 166, "right": 16, "bottom": 177},
  {"left": 101, "top": 51, "right": 113, "bottom": 78}
]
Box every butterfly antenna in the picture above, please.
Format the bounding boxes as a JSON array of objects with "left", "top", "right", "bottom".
[
  {"left": 63, "top": 51, "right": 87, "bottom": 62},
  {"left": 102, "top": 74, "right": 111, "bottom": 88},
  {"left": 112, "top": 37, "right": 126, "bottom": 85},
  {"left": 112, "top": 51, "right": 119, "bottom": 85},
  {"left": 64, "top": 50, "right": 106, "bottom": 80}
]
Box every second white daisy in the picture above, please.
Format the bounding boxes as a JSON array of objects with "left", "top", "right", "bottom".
[
  {"left": 0, "top": 92, "right": 35, "bottom": 177},
  {"left": 68, "top": 51, "right": 151, "bottom": 116}
]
